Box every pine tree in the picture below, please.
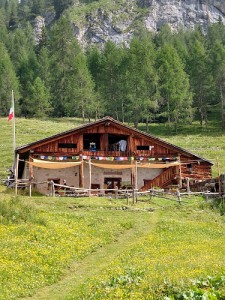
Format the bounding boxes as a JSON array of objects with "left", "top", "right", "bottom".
[
  {"left": 207, "top": 17, "right": 225, "bottom": 46},
  {"left": 21, "top": 77, "right": 52, "bottom": 118},
  {"left": 53, "top": 0, "right": 74, "bottom": 19},
  {"left": 86, "top": 47, "right": 105, "bottom": 119},
  {"left": 0, "top": 42, "right": 19, "bottom": 116},
  {"left": 209, "top": 40, "right": 225, "bottom": 128},
  {"left": 157, "top": 43, "right": 192, "bottom": 132},
  {"left": 127, "top": 34, "right": 159, "bottom": 128},
  {"left": 0, "top": 8, "right": 8, "bottom": 45},
  {"left": 49, "top": 17, "right": 95, "bottom": 119},
  {"left": 98, "top": 41, "right": 125, "bottom": 121},
  {"left": 64, "top": 52, "right": 96, "bottom": 122},
  {"left": 154, "top": 24, "right": 173, "bottom": 47},
  {"left": 5, "top": 0, "right": 19, "bottom": 29},
  {"left": 187, "top": 38, "right": 213, "bottom": 127}
]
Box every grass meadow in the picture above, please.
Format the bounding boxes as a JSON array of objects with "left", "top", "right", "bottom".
[{"left": 0, "top": 117, "right": 225, "bottom": 299}]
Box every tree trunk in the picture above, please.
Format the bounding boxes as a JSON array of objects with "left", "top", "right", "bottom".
[
  {"left": 199, "top": 96, "right": 204, "bottom": 127},
  {"left": 205, "top": 109, "right": 208, "bottom": 128},
  {"left": 145, "top": 116, "right": 149, "bottom": 132},
  {"left": 134, "top": 116, "right": 139, "bottom": 129},
  {"left": 167, "top": 98, "right": 171, "bottom": 127},
  {"left": 121, "top": 98, "right": 124, "bottom": 123},
  {"left": 82, "top": 105, "right": 85, "bottom": 124},
  {"left": 220, "top": 84, "right": 225, "bottom": 128},
  {"left": 174, "top": 117, "right": 178, "bottom": 134}
]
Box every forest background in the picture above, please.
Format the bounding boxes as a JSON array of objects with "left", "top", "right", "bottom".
[{"left": 1, "top": 0, "right": 225, "bottom": 131}]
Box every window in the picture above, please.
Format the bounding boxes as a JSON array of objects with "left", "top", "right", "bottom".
[
  {"left": 187, "top": 164, "right": 192, "bottom": 173},
  {"left": 108, "top": 134, "right": 128, "bottom": 151},
  {"left": 58, "top": 143, "right": 77, "bottom": 149},
  {"left": 83, "top": 134, "right": 101, "bottom": 150}
]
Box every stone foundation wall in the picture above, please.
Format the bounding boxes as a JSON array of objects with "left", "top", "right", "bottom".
[{"left": 23, "top": 163, "right": 162, "bottom": 195}]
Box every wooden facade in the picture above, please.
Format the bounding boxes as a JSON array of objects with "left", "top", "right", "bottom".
[{"left": 15, "top": 117, "right": 213, "bottom": 194}]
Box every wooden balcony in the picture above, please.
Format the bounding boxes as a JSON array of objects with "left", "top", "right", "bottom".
[
  {"left": 81, "top": 150, "right": 178, "bottom": 159},
  {"left": 81, "top": 150, "right": 133, "bottom": 157}
]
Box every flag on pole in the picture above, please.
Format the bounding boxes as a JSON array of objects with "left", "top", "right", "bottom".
[
  {"left": 8, "top": 94, "right": 14, "bottom": 121},
  {"left": 8, "top": 90, "right": 16, "bottom": 151}
]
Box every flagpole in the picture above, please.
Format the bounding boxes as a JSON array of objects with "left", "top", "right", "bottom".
[
  {"left": 12, "top": 90, "right": 16, "bottom": 152},
  {"left": 11, "top": 90, "right": 18, "bottom": 195}
]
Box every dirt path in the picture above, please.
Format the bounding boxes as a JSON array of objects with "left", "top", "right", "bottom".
[{"left": 21, "top": 212, "right": 157, "bottom": 300}]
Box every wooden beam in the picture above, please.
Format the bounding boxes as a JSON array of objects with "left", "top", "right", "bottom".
[
  {"left": 178, "top": 155, "right": 182, "bottom": 188},
  {"left": 15, "top": 153, "right": 19, "bottom": 196},
  {"left": 79, "top": 159, "right": 84, "bottom": 188},
  {"left": 135, "top": 161, "right": 138, "bottom": 190},
  {"left": 89, "top": 159, "right": 91, "bottom": 196},
  {"left": 100, "top": 133, "right": 108, "bottom": 151},
  {"left": 131, "top": 164, "right": 135, "bottom": 188},
  {"left": 29, "top": 155, "right": 34, "bottom": 179}
]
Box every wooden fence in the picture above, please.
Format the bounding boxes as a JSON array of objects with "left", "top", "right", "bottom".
[{"left": 1, "top": 177, "right": 222, "bottom": 205}]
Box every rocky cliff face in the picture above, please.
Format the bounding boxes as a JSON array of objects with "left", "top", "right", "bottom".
[{"left": 69, "top": 0, "right": 225, "bottom": 47}]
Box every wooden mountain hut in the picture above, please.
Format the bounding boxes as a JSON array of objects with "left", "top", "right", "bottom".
[{"left": 15, "top": 116, "right": 213, "bottom": 195}]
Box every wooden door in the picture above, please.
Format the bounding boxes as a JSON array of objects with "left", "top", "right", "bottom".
[{"left": 104, "top": 177, "right": 121, "bottom": 193}]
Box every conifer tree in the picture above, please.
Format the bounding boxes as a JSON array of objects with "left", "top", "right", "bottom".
[
  {"left": 209, "top": 40, "right": 225, "bottom": 128},
  {"left": 86, "top": 47, "right": 105, "bottom": 119},
  {"left": 127, "top": 34, "right": 159, "bottom": 128},
  {"left": 187, "top": 38, "right": 213, "bottom": 127},
  {"left": 53, "top": 0, "right": 74, "bottom": 19},
  {"left": 0, "top": 8, "right": 8, "bottom": 45},
  {"left": 157, "top": 43, "right": 192, "bottom": 132},
  {"left": 49, "top": 17, "right": 95, "bottom": 119},
  {"left": 21, "top": 77, "right": 51, "bottom": 118},
  {"left": 98, "top": 41, "right": 125, "bottom": 121},
  {"left": 0, "top": 42, "right": 19, "bottom": 116},
  {"left": 207, "top": 17, "right": 225, "bottom": 46}
]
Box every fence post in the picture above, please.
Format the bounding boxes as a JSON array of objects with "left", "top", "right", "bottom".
[
  {"left": 186, "top": 177, "right": 190, "bottom": 193},
  {"left": 204, "top": 193, "right": 209, "bottom": 202},
  {"left": 149, "top": 189, "right": 154, "bottom": 201},
  {"left": 88, "top": 159, "right": 92, "bottom": 197},
  {"left": 52, "top": 181, "right": 55, "bottom": 197},
  {"left": 49, "top": 181, "right": 52, "bottom": 196},
  {"left": 177, "top": 189, "right": 181, "bottom": 204},
  {"left": 15, "top": 153, "right": 19, "bottom": 196},
  {"left": 132, "top": 189, "right": 135, "bottom": 205},
  {"left": 29, "top": 182, "right": 32, "bottom": 197},
  {"left": 115, "top": 186, "right": 118, "bottom": 199},
  {"left": 135, "top": 189, "right": 138, "bottom": 203},
  {"left": 126, "top": 193, "right": 129, "bottom": 206}
]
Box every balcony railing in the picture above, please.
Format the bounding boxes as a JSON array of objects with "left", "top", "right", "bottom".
[
  {"left": 81, "top": 150, "right": 133, "bottom": 157},
  {"left": 81, "top": 150, "right": 177, "bottom": 158}
]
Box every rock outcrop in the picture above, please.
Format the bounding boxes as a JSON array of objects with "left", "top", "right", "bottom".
[{"left": 69, "top": 0, "right": 225, "bottom": 47}]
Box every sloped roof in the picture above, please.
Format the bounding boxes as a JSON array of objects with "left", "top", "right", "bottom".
[{"left": 16, "top": 116, "right": 213, "bottom": 165}]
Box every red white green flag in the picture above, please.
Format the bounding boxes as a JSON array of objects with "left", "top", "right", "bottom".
[
  {"left": 8, "top": 90, "right": 16, "bottom": 151},
  {"left": 8, "top": 91, "right": 14, "bottom": 122},
  {"left": 8, "top": 105, "right": 14, "bottom": 121}
]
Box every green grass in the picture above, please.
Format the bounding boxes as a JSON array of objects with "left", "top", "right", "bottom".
[{"left": 0, "top": 194, "right": 225, "bottom": 299}]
